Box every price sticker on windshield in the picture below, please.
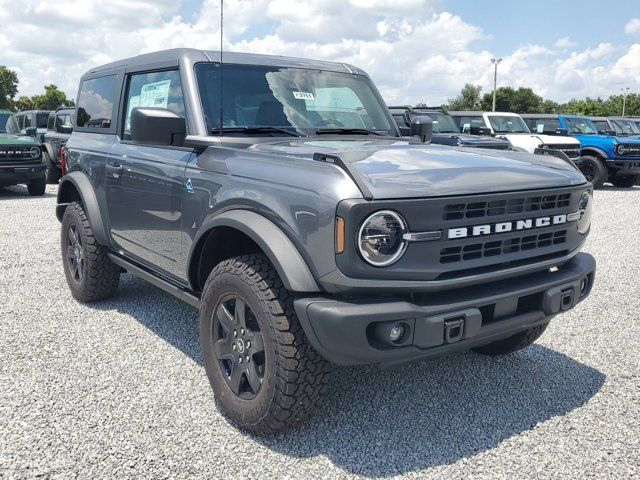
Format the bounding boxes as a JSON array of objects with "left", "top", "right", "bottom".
[{"left": 293, "top": 91, "right": 315, "bottom": 100}]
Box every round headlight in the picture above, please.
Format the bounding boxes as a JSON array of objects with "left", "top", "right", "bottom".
[
  {"left": 577, "top": 191, "right": 592, "bottom": 235},
  {"left": 28, "top": 146, "right": 41, "bottom": 159},
  {"left": 358, "top": 210, "right": 408, "bottom": 267}
]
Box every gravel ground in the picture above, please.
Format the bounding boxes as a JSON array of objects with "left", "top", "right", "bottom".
[{"left": 0, "top": 183, "right": 639, "bottom": 479}]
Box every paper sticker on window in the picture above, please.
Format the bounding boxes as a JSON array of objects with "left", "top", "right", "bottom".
[
  {"left": 293, "top": 91, "right": 314, "bottom": 100},
  {"left": 140, "top": 79, "right": 171, "bottom": 109},
  {"left": 537, "top": 124, "right": 544, "bottom": 133}
]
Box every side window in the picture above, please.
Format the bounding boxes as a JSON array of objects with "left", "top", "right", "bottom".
[
  {"left": 76, "top": 75, "right": 117, "bottom": 129},
  {"left": 23, "top": 115, "right": 31, "bottom": 128},
  {"left": 36, "top": 113, "right": 49, "bottom": 128},
  {"left": 47, "top": 114, "right": 55, "bottom": 130},
  {"left": 122, "top": 69, "right": 185, "bottom": 140}
]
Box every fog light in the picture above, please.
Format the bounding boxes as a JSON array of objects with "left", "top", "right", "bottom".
[
  {"left": 580, "top": 276, "right": 589, "bottom": 297},
  {"left": 389, "top": 323, "right": 405, "bottom": 343}
]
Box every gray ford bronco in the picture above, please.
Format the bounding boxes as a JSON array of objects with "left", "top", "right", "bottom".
[{"left": 57, "top": 49, "right": 596, "bottom": 434}]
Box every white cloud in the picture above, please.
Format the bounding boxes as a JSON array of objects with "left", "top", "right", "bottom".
[
  {"left": 624, "top": 18, "right": 640, "bottom": 35},
  {"left": 1, "top": 0, "right": 640, "bottom": 107}
]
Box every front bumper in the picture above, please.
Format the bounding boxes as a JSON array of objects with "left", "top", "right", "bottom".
[
  {"left": 605, "top": 158, "right": 640, "bottom": 175},
  {"left": 0, "top": 163, "right": 46, "bottom": 186},
  {"left": 295, "top": 252, "right": 595, "bottom": 367}
]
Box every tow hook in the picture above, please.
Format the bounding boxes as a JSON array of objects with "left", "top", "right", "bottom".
[
  {"left": 444, "top": 318, "right": 465, "bottom": 343},
  {"left": 560, "top": 288, "right": 575, "bottom": 311}
]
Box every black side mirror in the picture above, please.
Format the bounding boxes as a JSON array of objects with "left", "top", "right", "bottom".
[
  {"left": 398, "top": 126, "right": 412, "bottom": 136},
  {"left": 410, "top": 115, "right": 433, "bottom": 143},
  {"left": 469, "top": 125, "right": 492, "bottom": 135},
  {"left": 130, "top": 107, "right": 186, "bottom": 146},
  {"left": 555, "top": 128, "right": 569, "bottom": 136},
  {"left": 58, "top": 125, "right": 73, "bottom": 134}
]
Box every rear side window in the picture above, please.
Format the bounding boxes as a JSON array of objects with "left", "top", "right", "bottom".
[
  {"left": 22, "top": 115, "right": 31, "bottom": 128},
  {"left": 76, "top": 75, "right": 117, "bottom": 129},
  {"left": 36, "top": 113, "right": 49, "bottom": 128},
  {"left": 47, "top": 114, "right": 55, "bottom": 130},
  {"left": 458, "top": 116, "right": 485, "bottom": 133},
  {"left": 527, "top": 118, "right": 561, "bottom": 133},
  {"left": 122, "top": 69, "right": 185, "bottom": 140}
]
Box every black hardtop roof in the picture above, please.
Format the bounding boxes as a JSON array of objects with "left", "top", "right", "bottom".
[{"left": 81, "top": 48, "right": 364, "bottom": 78}]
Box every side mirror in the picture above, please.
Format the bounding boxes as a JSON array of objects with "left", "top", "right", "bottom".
[
  {"left": 410, "top": 115, "right": 433, "bottom": 143},
  {"left": 25, "top": 126, "right": 37, "bottom": 137},
  {"left": 58, "top": 125, "right": 73, "bottom": 134},
  {"left": 398, "top": 126, "right": 412, "bottom": 136},
  {"left": 469, "top": 125, "right": 492, "bottom": 135},
  {"left": 130, "top": 107, "right": 186, "bottom": 146},
  {"left": 555, "top": 128, "right": 569, "bottom": 136}
]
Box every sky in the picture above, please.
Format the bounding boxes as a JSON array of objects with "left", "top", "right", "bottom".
[{"left": 1, "top": 0, "right": 640, "bottom": 106}]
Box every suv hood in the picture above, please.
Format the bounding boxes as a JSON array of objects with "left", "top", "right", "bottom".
[
  {"left": 250, "top": 138, "right": 586, "bottom": 199},
  {"left": 0, "top": 133, "right": 39, "bottom": 146}
]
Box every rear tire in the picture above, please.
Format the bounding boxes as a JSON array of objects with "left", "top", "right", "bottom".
[
  {"left": 61, "top": 202, "right": 120, "bottom": 302},
  {"left": 46, "top": 158, "right": 61, "bottom": 184},
  {"left": 472, "top": 323, "right": 548, "bottom": 356},
  {"left": 27, "top": 177, "right": 46, "bottom": 196},
  {"left": 578, "top": 155, "right": 607, "bottom": 189},
  {"left": 199, "top": 254, "right": 330, "bottom": 435},
  {"left": 610, "top": 174, "right": 639, "bottom": 188}
]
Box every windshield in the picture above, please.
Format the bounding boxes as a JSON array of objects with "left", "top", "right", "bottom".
[
  {"left": 564, "top": 117, "right": 599, "bottom": 135},
  {"left": 591, "top": 119, "right": 610, "bottom": 133},
  {"left": 0, "top": 113, "right": 19, "bottom": 133},
  {"left": 415, "top": 111, "right": 458, "bottom": 133},
  {"left": 487, "top": 115, "right": 530, "bottom": 133},
  {"left": 610, "top": 118, "right": 639, "bottom": 135},
  {"left": 195, "top": 64, "right": 394, "bottom": 136}
]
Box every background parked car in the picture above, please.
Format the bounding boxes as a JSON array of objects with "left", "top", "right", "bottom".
[
  {"left": 522, "top": 114, "right": 640, "bottom": 188},
  {"left": 589, "top": 116, "right": 640, "bottom": 137},
  {"left": 389, "top": 105, "right": 511, "bottom": 150},
  {"left": 0, "top": 109, "right": 47, "bottom": 195},
  {"left": 43, "top": 107, "right": 74, "bottom": 184},
  {"left": 14, "top": 110, "right": 51, "bottom": 143}
]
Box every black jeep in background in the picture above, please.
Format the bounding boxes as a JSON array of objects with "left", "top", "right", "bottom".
[
  {"left": 389, "top": 105, "right": 511, "bottom": 150},
  {"left": 15, "top": 110, "right": 51, "bottom": 143},
  {"left": 43, "top": 107, "right": 74, "bottom": 183}
]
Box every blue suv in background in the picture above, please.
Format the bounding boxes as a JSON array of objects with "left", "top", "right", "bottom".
[{"left": 522, "top": 114, "right": 640, "bottom": 188}]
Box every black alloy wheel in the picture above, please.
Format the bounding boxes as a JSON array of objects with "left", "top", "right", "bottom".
[
  {"left": 213, "top": 295, "right": 265, "bottom": 399},
  {"left": 66, "top": 224, "right": 85, "bottom": 282}
]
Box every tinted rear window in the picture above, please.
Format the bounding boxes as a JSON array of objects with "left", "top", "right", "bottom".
[
  {"left": 76, "top": 75, "right": 117, "bottom": 129},
  {"left": 36, "top": 113, "right": 49, "bottom": 128}
]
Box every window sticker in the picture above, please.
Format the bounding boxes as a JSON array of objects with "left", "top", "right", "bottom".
[
  {"left": 293, "top": 91, "right": 315, "bottom": 100},
  {"left": 140, "top": 79, "right": 171, "bottom": 109},
  {"left": 537, "top": 124, "right": 544, "bottom": 133}
]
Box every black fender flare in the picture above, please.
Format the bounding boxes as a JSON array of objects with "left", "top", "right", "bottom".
[
  {"left": 56, "top": 171, "right": 109, "bottom": 246},
  {"left": 190, "top": 210, "right": 320, "bottom": 293},
  {"left": 580, "top": 147, "right": 609, "bottom": 160}
]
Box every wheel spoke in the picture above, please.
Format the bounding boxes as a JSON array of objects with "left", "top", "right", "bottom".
[
  {"left": 215, "top": 303, "right": 236, "bottom": 334},
  {"left": 215, "top": 338, "right": 235, "bottom": 360},
  {"left": 234, "top": 298, "right": 246, "bottom": 328},
  {"left": 245, "top": 331, "right": 264, "bottom": 353},
  {"left": 68, "top": 227, "right": 77, "bottom": 244},
  {"left": 67, "top": 245, "right": 75, "bottom": 260},
  {"left": 228, "top": 363, "right": 243, "bottom": 394},
  {"left": 245, "top": 363, "right": 262, "bottom": 393}
]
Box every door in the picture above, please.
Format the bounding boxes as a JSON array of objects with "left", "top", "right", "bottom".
[{"left": 105, "top": 69, "right": 192, "bottom": 278}]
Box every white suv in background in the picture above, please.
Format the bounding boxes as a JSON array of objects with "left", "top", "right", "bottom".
[{"left": 450, "top": 111, "right": 582, "bottom": 160}]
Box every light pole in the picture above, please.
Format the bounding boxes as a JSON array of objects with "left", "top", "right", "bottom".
[
  {"left": 491, "top": 58, "right": 502, "bottom": 112},
  {"left": 621, "top": 87, "right": 630, "bottom": 116}
]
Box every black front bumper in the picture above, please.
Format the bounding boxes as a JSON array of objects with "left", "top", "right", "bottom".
[
  {"left": 295, "top": 252, "right": 595, "bottom": 367},
  {"left": 606, "top": 159, "right": 640, "bottom": 175},
  {"left": 0, "top": 163, "right": 46, "bottom": 186}
]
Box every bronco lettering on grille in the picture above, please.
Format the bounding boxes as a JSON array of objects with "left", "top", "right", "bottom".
[{"left": 448, "top": 214, "right": 572, "bottom": 239}]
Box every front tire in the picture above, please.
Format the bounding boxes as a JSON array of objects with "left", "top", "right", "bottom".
[
  {"left": 46, "top": 157, "right": 61, "bottom": 184},
  {"left": 199, "top": 254, "right": 330, "bottom": 435},
  {"left": 610, "top": 174, "right": 639, "bottom": 188},
  {"left": 578, "top": 156, "right": 607, "bottom": 189},
  {"left": 27, "top": 176, "right": 46, "bottom": 196},
  {"left": 61, "top": 202, "right": 120, "bottom": 302},
  {"left": 472, "top": 323, "right": 548, "bottom": 356}
]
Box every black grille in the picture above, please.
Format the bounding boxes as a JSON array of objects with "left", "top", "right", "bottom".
[
  {"left": 443, "top": 194, "right": 571, "bottom": 220},
  {"left": 0, "top": 146, "right": 35, "bottom": 162},
  {"left": 541, "top": 144, "right": 581, "bottom": 158},
  {"left": 440, "top": 230, "right": 567, "bottom": 264}
]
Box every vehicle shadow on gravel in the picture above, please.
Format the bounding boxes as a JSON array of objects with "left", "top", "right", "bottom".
[
  {"left": 598, "top": 184, "right": 639, "bottom": 192},
  {"left": 94, "top": 275, "right": 605, "bottom": 478},
  {"left": 0, "top": 185, "right": 56, "bottom": 198}
]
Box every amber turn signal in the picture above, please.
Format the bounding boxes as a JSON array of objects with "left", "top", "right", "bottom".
[{"left": 335, "top": 217, "right": 345, "bottom": 254}]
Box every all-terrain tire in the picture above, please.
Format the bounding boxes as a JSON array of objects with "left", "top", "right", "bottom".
[
  {"left": 578, "top": 155, "right": 607, "bottom": 189},
  {"left": 27, "top": 176, "right": 46, "bottom": 196},
  {"left": 199, "top": 254, "right": 330, "bottom": 435},
  {"left": 610, "top": 174, "right": 639, "bottom": 188},
  {"left": 61, "top": 202, "right": 120, "bottom": 302},
  {"left": 472, "top": 323, "right": 549, "bottom": 356}
]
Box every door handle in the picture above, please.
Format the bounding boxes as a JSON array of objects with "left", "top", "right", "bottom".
[{"left": 106, "top": 162, "right": 124, "bottom": 178}]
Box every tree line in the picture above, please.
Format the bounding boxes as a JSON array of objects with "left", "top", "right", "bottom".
[
  {"left": 0, "top": 66, "right": 74, "bottom": 112},
  {"left": 434, "top": 83, "right": 640, "bottom": 116}
]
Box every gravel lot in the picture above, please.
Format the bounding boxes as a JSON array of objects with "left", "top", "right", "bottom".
[{"left": 1, "top": 183, "right": 639, "bottom": 479}]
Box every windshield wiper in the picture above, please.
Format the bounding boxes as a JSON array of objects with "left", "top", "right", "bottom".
[
  {"left": 211, "top": 126, "right": 300, "bottom": 137},
  {"left": 315, "top": 128, "right": 383, "bottom": 136}
]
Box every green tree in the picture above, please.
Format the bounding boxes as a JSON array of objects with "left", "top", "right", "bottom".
[
  {"left": 510, "top": 88, "right": 543, "bottom": 113},
  {"left": 481, "top": 86, "right": 515, "bottom": 111},
  {"left": 31, "top": 84, "right": 74, "bottom": 110},
  {"left": 0, "top": 66, "right": 19, "bottom": 108},
  {"left": 446, "top": 84, "right": 483, "bottom": 110},
  {"left": 541, "top": 99, "right": 559, "bottom": 114},
  {"left": 14, "top": 96, "right": 35, "bottom": 112}
]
